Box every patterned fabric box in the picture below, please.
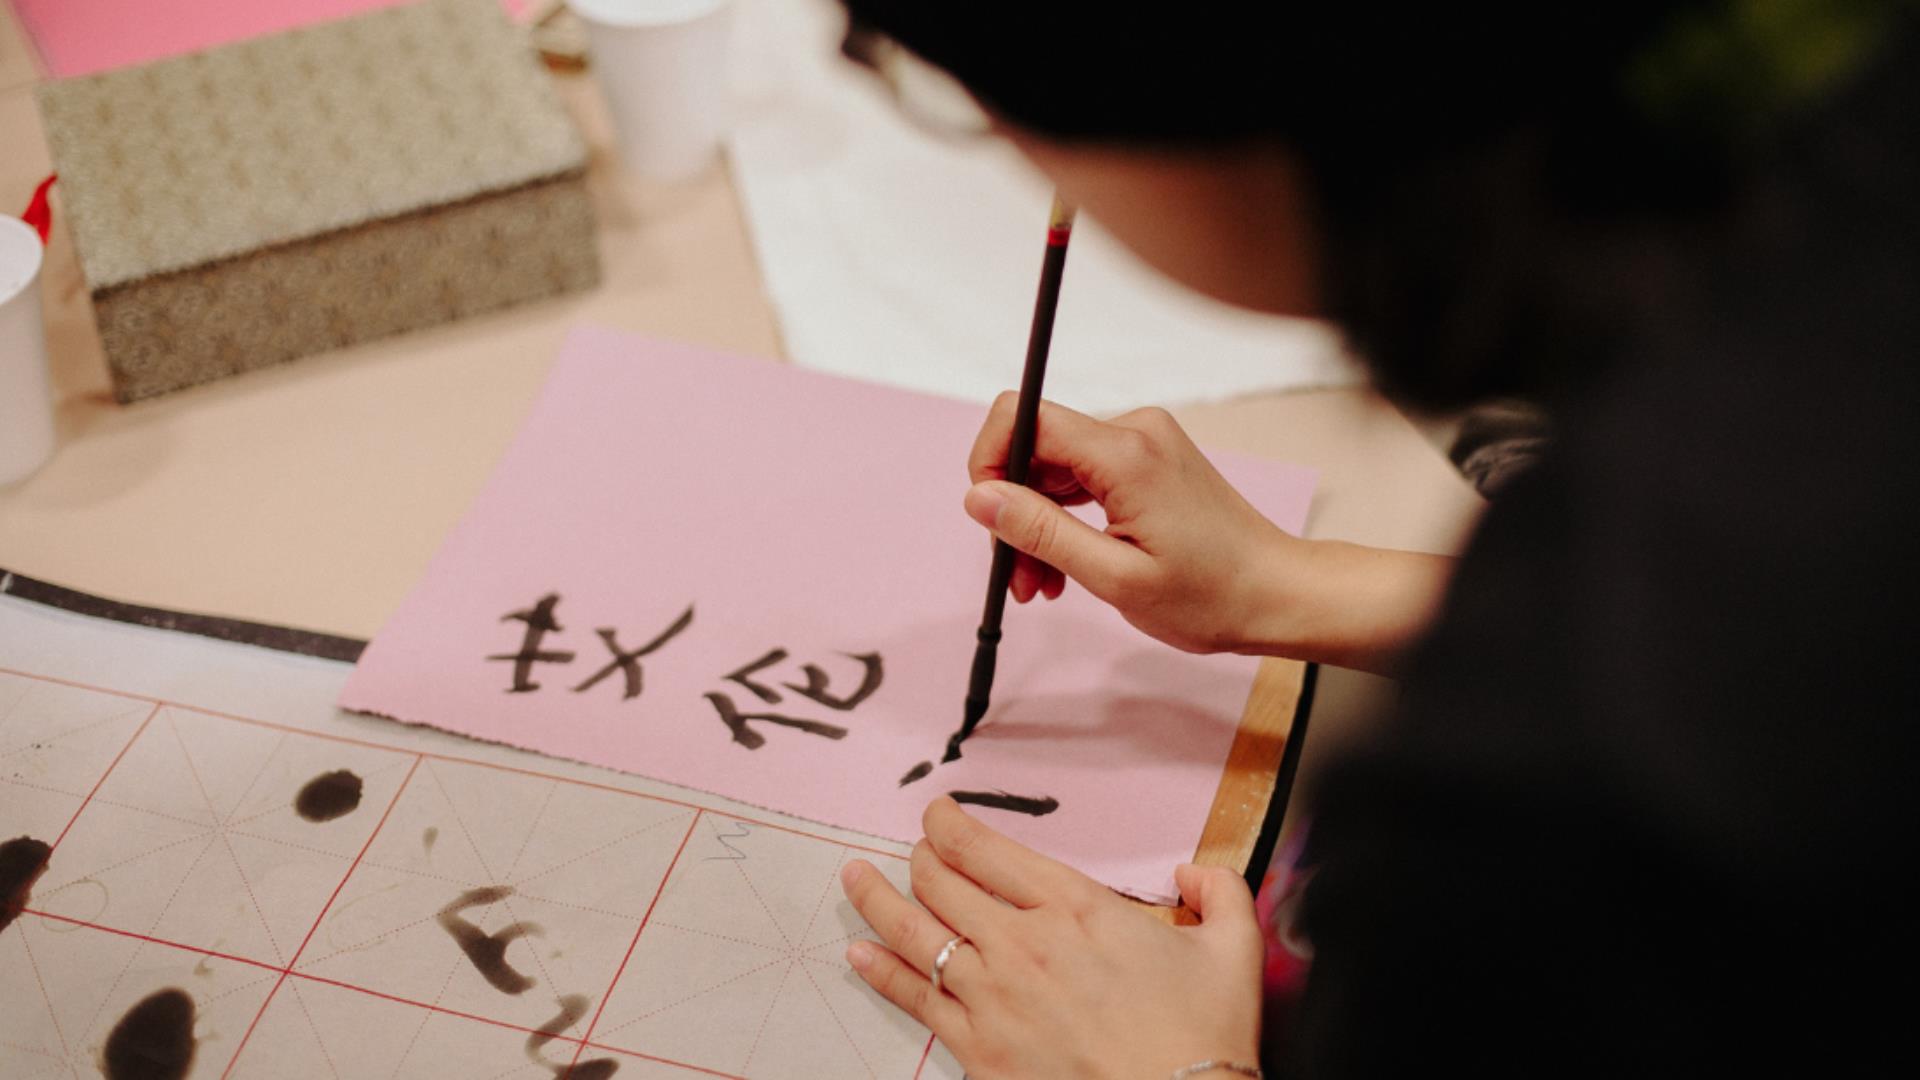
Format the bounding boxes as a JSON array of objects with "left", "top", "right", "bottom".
[{"left": 37, "top": 0, "right": 599, "bottom": 402}]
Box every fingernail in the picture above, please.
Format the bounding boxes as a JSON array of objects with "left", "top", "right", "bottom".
[
  {"left": 840, "top": 861, "right": 864, "bottom": 887},
  {"left": 963, "top": 483, "right": 1005, "bottom": 527},
  {"left": 847, "top": 941, "right": 875, "bottom": 971}
]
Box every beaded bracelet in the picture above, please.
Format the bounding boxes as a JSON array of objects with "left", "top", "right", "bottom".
[{"left": 1168, "top": 1061, "right": 1261, "bottom": 1079}]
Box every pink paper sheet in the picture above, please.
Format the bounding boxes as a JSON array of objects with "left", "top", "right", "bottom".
[
  {"left": 16, "top": 0, "right": 534, "bottom": 78},
  {"left": 339, "top": 327, "right": 1317, "bottom": 902}
]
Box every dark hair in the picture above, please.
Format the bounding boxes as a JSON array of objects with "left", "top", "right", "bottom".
[{"left": 836, "top": 1, "right": 1907, "bottom": 408}]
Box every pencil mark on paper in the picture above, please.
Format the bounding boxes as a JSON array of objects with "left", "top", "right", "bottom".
[
  {"left": 293, "top": 769, "right": 364, "bottom": 822},
  {"left": 37, "top": 877, "right": 108, "bottom": 931},
  {"left": 949, "top": 790, "right": 1060, "bottom": 817},
  {"left": 437, "top": 885, "right": 541, "bottom": 994},
  {"left": 702, "top": 820, "right": 752, "bottom": 863}
]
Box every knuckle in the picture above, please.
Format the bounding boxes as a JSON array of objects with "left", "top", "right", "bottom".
[
  {"left": 886, "top": 965, "right": 929, "bottom": 1017},
  {"left": 1058, "top": 886, "right": 1100, "bottom": 924},
  {"left": 1017, "top": 936, "right": 1052, "bottom": 975},
  {"left": 1008, "top": 926, "right": 1055, "bottom": 974},
  {"left": 1113, "top": 427, "right": 1156, "bottom": 472},
  {"left": 1135, "top": 405, "right": 1178, "bottom": 434},
  {"left": 938, "top": 814, "right": 984, "bottom": 866},
  {"left": 972, "top": 1045, "right": 1013, "bottom": 1078},
  {"left": 1024, "top": 504, "right": 1061, "bottom": 559},
  {"left": 909, "top": 848, "right": 937, "bottom": 896},
  {"left": 889, "top": 909, "right": 923, "bottom": 956},
  {"left": 1105, "top": 558, "right": 1149, "bottom": 599}
]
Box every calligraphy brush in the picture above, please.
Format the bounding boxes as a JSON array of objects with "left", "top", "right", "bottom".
[{"left": 943, "top": 193, "right": 1077, "bottom": 763}]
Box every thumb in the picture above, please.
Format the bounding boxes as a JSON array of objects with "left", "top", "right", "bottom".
[
  {"left": 965, "top": 481, "right": 1143, "bottom": 599},
  {"left": 1174, "top": 863, "right": 1258, "bottom": 935}
]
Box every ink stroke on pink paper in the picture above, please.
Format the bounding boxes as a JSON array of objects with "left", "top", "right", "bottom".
[{"left": 338, "top": 326, "right": 1317, "bottom": 904}]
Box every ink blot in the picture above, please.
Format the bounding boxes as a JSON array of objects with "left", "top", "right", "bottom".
[
  {"left": 294, "top": 770, "right": 364, "bottom": 822},
  {"left": 422, "top": 826, "right": 439, "bottom": 853},
  {"left": 1, "top": 836, "right": 52, "bottom": 936},
  {"left": 102, "top": 987, "right": 196, "bottom": 1080},
  {"left": 898, "top": 761, "right": 933, "bottom": 787},
  {"left": 527, "top": 994, "right": 619, "bottom": 1078},
  {"left": 438, "top": 886, "right": 540, "bottom": 994},
  {"left": 527, "top": 994, "right": 589, "bottom": 1055},
  {"left": 949, "top": 790, "right": 1060, "bottom": 816}
]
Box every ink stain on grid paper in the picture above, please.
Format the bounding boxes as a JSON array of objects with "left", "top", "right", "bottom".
[
  {"left": 1, "top": 836, "right": 52, "bottom": 936},
  {"left": 294, "top": 769, "right": 364, "bottom": 822},
  {"left": 438, "top": 885, "right": 540, "bottom": 994},
  {"left": 101, "top": 987, "right": 196, "bottom": 1080},
  {"left": 422, "top": 826, "right": 439, "bottom": 853},
  {"left": 526, "top": 995, "right": 620, "bottom": 1078}
]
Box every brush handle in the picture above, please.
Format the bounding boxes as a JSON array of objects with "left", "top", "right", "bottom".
[{"left": 948, "top": 196, "right": 1076, "bottom": 754}]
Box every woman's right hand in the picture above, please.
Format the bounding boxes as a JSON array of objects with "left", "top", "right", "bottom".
[
  {"left": 965, "top": 393, "right": 1302, "bottom": 655},
  {"left": 964, "top": 393, "right": 1455, "bottom": 672}
]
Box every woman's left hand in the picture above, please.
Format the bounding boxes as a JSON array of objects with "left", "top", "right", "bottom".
[{"left": 841, "top": 797, "right": 1265, "bottom": 1079}]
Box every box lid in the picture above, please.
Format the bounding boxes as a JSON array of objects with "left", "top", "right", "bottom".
[{"left": 37, "top": 0, "right": 589, "bottom": 292}]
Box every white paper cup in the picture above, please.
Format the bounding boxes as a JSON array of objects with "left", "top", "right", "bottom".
[
  {"left": 571, "top": 0, "right": 732, "bottom": 182},
  {"left": 0, "top": 215, "right": 53, "bottom": 487}
]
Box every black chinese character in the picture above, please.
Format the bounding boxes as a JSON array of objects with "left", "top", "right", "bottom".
[
  {"left": 723, "top": 649, "right": 883, "bottom": 711},
  {"left": 704, "top": 692, "right": 849, "bottom": 750},
  {"left": 572, "top": 606, "right": 695, "bottom": 700},
  {"left": 948, "top": 790, "right": 1059, "bottom": 816},
  {"left": 487, "top": 594, "right": 575, "bottom": 694}
]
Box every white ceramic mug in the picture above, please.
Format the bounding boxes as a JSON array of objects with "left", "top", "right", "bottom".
[
  {"left": 570, "top": 0, "right": 732, "bottom": 182},
  {"left": 0, "top": 214, "right": 53, "bottom": 487}
]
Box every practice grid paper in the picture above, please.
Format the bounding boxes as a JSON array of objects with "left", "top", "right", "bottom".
[{"left": 0, "top": 586, "right": 963, "bottom": 1079}]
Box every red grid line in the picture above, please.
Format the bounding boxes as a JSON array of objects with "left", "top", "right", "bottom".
[
  {"left": 286, "top": 971, "right": 591, "bottom": 1046},
  {"left": 913, "top": 1032, "right": 939, "bottom": 1079},
  {"left": 21, "top": 908, "right": 286, "bottom": 974},
  {"left": 4, "top": 667, "right": 933, "bottom": 1078},
  {"left": 26, "top": 892, "right": 922, "bottom": 1079},
  {"left": 166, "top": 715, "right": 291, "bottom": 964},
  {"left": 220, "top": 753, "right": 424, "bottom": 1079},
  {"left": 49, "top": 701, "right": 158, "bottom": 850},
  {"left": 0, "top": 665, "right": 910, "bottom": 863},
  {"left": 579, "top": 1037, "right": 751, "bottom": 1080},
  {"left": 21, "top": 904, "right": 765, "bottom": 1078},
  {"left": 21, "top": 903, "right": 840, "bottom": 1079},
  {"left": 563, "top": 809, "right": 705, "bottom": 1077}
]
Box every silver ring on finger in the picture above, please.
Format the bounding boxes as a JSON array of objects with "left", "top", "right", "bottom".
[{"left": 930, "top": 934, "right": 968, "bottom": 996}]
